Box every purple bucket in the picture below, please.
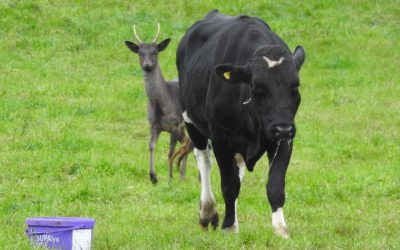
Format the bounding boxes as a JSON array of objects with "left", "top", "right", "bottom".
[{"left": 26, "top": 217, "right": 95, "bottom": 250}]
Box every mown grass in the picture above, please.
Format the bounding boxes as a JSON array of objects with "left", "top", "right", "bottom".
[{"left": 0, "top": 0, "right": 399, "bottom": 249}]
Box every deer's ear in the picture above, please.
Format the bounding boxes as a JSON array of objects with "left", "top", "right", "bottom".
[
  {"left": 125, "top": 41, "right": 139, "bottom": 54},
  {"left": 157, "top": 38, "right": 171, "bottom": 52}
]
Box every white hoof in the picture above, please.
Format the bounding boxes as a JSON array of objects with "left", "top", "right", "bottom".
[
  {"left": 199, "top": 201, "right": 219, "bottom": 230},
  {"left": 222, "top": 223, "right": 238, "bottom": 234},
  {"left": 272, "top": 207, "right": 289, "bottom": 239},
  {"left": 274, "top": 224, "right": 289, "bottom": 239}
]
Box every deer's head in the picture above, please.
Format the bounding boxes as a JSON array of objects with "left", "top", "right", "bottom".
[{"left": 125, "top": 23, "right": 171, "bottom": 72}]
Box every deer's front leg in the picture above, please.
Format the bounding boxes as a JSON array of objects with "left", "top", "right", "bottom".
[{"left": 149, "top": 127, "right": 160, "bottom": 184}]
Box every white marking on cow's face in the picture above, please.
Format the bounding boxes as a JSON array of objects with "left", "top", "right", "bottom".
[
  {"left": 234, "top": 153, "right": 246, "bottom": 182},
  {"left": 272, "top": 207, "right": 289, "bottom": 239},
  {"left": 182, "top": 111, "right": 192, "bottom": 124},
  {"left": 263, "top": 56, "right": 284, "bottom": 68}
]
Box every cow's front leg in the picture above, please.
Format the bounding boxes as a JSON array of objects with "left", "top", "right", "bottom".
[
  {"left": 266, "top": 140, "right": 292, "bottom": 238},
  {"left": 212, "top": 136, "right": 241, "bottom": 233}
]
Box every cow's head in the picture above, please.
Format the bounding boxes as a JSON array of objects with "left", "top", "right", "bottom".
[
  {"left": 215, "top": 45, "right": 305, "bottom": 141},
  {"left": 125, "top": 23, "right": 171, "bottom": 72}
]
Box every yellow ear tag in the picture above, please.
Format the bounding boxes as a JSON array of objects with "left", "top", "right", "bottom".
[{"left": 223, "top": 71, "right": 231, "bottom": 80}]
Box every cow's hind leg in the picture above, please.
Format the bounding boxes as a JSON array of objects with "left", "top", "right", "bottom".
[
  {"left": 194, "top": 146, "right": 218, "bottom": 230},
  {"left": 183, "top": 112, "right": 218, "bottom": 230},
  {"left": 266, "top": 141, "right": 292, "bottom": 238},
  {"left": 234, "top": 153, "right": 246, "bottom": 182}
]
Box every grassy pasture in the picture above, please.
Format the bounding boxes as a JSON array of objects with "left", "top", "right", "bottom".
[{"left": 0, "top": 0, "right": 399, "bottom": 249}]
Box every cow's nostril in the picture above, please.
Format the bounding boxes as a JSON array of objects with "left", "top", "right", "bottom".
[
  {"left": 276, "top": 126, "right": 293, "bottom": 133},
  {"left": 273, "top": 124, "right": 295, "bottom": 140}
]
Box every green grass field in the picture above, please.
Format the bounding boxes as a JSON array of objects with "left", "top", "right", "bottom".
[{"left": 1, "top": 0, "right": 399, "bottom": 249}]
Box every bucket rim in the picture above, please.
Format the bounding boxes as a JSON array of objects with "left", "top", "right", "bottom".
[{"left": 26, "top": 217, "right": 95, "bottom": 228}]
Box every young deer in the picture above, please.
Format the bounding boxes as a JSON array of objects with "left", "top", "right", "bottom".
[{"left": 125, "top": 23, "right": 191, "bottom": 184}]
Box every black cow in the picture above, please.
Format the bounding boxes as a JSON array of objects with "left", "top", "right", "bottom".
[{"left": 176, "top": 10, "right": 305, "bottom": 237}]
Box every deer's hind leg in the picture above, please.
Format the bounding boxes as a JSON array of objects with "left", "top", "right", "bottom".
[
  {"left": 168, "top": 130, "right": 179, "bottom": 180},
  {"left": 177, "top": 127, "right": 191, "bottom": 180}
]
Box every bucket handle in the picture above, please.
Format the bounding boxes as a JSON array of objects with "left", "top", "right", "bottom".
[{"left": 26, "top": 224, "right": 85, "bottom": 235}]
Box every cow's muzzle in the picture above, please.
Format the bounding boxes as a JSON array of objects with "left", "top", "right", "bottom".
[{"left": 272, "top": 123, "right": 296, "bottom": 140}]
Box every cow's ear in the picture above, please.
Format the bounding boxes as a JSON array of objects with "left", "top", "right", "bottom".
[
  {"left": 125, "top": 41, "right": 139, "bottom": 54},
  {"left": 214, "top": 64, "right": 251, "bottom": 84},
  {"left": 157, "top": 38, "right": 171, "bottom": 52},
  {"left": 292, "top": 45, "right": 305, "bottom": 71}
]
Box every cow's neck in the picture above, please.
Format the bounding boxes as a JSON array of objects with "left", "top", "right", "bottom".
[{"left": 143, "top": 65, "right": 168, "bottom": 105}]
